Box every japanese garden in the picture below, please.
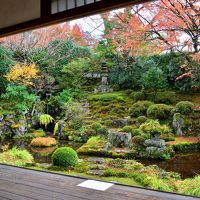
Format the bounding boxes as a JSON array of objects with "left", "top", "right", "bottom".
[{"left": 0, "top": 0, "right": 199, "bottom": 197}]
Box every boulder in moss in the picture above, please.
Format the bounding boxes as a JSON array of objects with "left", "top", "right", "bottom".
[{"left": 30, "top": 137, "right": 57, "bottom": 147}]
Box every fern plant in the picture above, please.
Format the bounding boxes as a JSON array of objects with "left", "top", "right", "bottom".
[
  {"left": 40, "top": 114, "right": 54, "bottom": 127},
  {"left": 54, "top": 122, "right": 59, "bottom": 135}
]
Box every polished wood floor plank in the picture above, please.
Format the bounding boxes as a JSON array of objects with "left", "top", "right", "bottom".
[{"left": 0, "top": 164, "right": 198, "bottom": 200}]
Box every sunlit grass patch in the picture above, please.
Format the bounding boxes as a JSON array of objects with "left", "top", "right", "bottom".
[{"left": 0, "top": 147, "right": 34, "bottom": 167}]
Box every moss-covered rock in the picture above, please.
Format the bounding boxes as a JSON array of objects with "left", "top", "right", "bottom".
[{"left": 30, "top": 137, "right": 57, "bottom": 147}]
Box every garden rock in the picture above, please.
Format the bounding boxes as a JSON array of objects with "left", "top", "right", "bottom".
[
  {"left": 144, "top": 133, "right": 166, "bottom": 156},
  {"left": 38, "top": 163, "right": 52, "bottom": 169},
  {"left": 89, "top": 164, "right": 106, "bottom": 170},
  {"left": 103, "top": 142, "right": 112, "bottom": 151},
  {"left": 12, "top": 124, "right": 27, "bottom": 136},
  {"left": 87, "top": 170, "right": 105, "bottom": 175},
  {"left": 108, "top": 131, "right": 132, "bottom": 148},
  {"left": 172, "top": 113, "right": 185, "bottom": 136},
  {"left": 88, "top": 157, "right": 105, "bottom": 164},
  {"left": 145, "top": 138, "right": 165, "bottom": 148},
  {"left": 112, "top": 119, "right": 130, "bottom": 128}
]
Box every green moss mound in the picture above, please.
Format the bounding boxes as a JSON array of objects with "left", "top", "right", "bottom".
[
  {"left": 147, "top": 104, "right": 173, "bottom": 120},
  {"left": 52, "top": 147, "right": 78, "bottom": 167},
  {"left": 130, "top": 101, "right": 154, "bottom": 117},
  {"left": 175, "top": 101, "right": 194, "bottom": 115}
]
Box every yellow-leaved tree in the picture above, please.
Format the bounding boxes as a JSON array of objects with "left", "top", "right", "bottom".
[{"left": 5, "top": 63, "right": 39, "bottom": 86}]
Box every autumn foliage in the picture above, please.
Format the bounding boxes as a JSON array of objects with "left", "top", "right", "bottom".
[
  {"left": 5, "top": 63, "right": 39, "bottom": 86},
  {"left": 105, "top": 0, "right": 199, "bottom": 56}
]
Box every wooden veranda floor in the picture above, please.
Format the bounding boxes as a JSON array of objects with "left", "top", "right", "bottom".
[{"left": 0, "top": 164, "right": 198, "bottom": 200}]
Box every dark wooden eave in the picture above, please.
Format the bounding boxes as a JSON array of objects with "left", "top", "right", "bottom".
[{"left": 0, "top": 0, "right": 150, "bottom": 38}]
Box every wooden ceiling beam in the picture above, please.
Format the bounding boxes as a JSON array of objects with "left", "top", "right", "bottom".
[{"left": 0, "top": 0, "right": 150, "bottom": 38}]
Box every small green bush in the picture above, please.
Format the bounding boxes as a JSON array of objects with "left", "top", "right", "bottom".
[
  {"left": 132, "top": 128, "right": 143, "bottom": 136},
  {"left": 104, "top": 120, "right": 113, "bottom": 127},
  {"left": 147, "top": 104, "right": 173, "bottom": 120},
  {"left": 122, "top": 126, "right": 134, "bottom": 133},
  {"left": 91, "top": 122, "right": 102, "bottom": 131},
  {"left": 131, "top": 91, "right": 145, "bottom": 101},
  {"left": 32, "top": 129, "right": 46, "bottom": 137},
  {"left": 132, "top": 136, "right": 145, "bottom": 147},
  {"left": 178, "top": 176, "right": 200, "bottom": 197},
  {"left": 136, "top": 116, "right": 147, "bottom": 125},
  {"left": 52, "top": 147, "right": 78, "bottom": 167},
  {"left": 175, "top": 101, "right": 194, "bottom": 115},
  {"left": 147, "top": 91, "right": 176, "bottom": 104},
  {"left": 140, "top": 120, "right": 171, "bottom": 136},
  {"left": 160, "top": 133, "right": 175, "bottom": 142},
  {"left": 0, "top": 147, "right": 34, "bottom": 167},
  {"left": 130, "top": 101, "right": 154, "bottom": 117},
  {"left": 96, "top": 127, "right": 108, "bottom": 136}
]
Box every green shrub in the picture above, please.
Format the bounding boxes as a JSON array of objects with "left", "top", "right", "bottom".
[
  {"left": 91, "top": 122, "right": 102, "bottom": 131},
  {"left": 13, "top": 133, "right": 34, "bottom": 140},
  {"left": 52, "top": 147, "right": 78, "bottom": 167},
  {"left": 136, "top": 116, "right": 148, "bottom": 125},
  {"left": 104, "top": 120, "right": 113, "bottom": 127},
  {"left": 130, "top": 101, "right": 154, "bottom": 117},
  {"left": 32, "top": 129, "right": 46, "bottom": 137},
  {"left": 155, "top": 91, "right": 176, "bottom": 104},
  {"left": 132, "top": 135, "right": 145, "bottom": 147},
  {"left": 96, "top": 127, "right": 108, "bottom": 136},
  {"left": 178, "top": 176, "right": 200, "bottom": 197},
  {"left": 0, "top": 147, "right": 34, "bottom": 167},
  {"left": 132, "top": 128, "right": 143, "bottom": 136},
  {"left": 122, "top": 126, "right": 134, "bottom": 133},
  {"left": 147, "top": 91, "right": 176, "bottom": 104},
  {"left": 147, "top": 104, "right": 173, "bottom": 120},
  {"left": 172, "top": 142, "right": 200, "bottom": 152},
  {"left": 131, "top": 91, "right": 145, "bottom": 101},
  {"left": 175, "top": 101, "right": 194, "bottom": 114},
  {"left": 140, "top": 120, "right": 171, "bottom": 136},
  {"left": 160, "top": 133, "right": 175, "bottom": 142}
]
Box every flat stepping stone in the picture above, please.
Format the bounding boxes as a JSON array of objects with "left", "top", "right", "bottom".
[
  {"left": 89, "top": 164, "right": 106, "bottom": 170},
  {"left": 114, "top": 148, "right": 130, "bottom": 153},
  {"left": 88, "top": 157, "right": 105, "bottom": 164},
  {"left": 38, "top": 163, "right": 52, "bottom": 169},
  {"left": 87, "top": 170, "right": 105, "bottom": 175}
]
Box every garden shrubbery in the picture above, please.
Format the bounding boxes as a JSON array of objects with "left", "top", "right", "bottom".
[
  {"left": 140, "top": 120, "right": 171, "bottom": 136},
  {"left": 147, "top": 104, "right": 174, "bottom": 120},
  {"left": 175, "top": 101, "right": 194, "bottom": 115},
  {"left": 146, "top": 91, "right": 176, "bottom": 104},
  {"left": 91, "top": 122, "right": 102, "bottom": 131},
  {"left": 131, "top": 91, "right": 146, "bottom": 101},
  {"left": 132, "top": 135, "right": 146, "bottom": 147},
  {"left": 136, "top": 116, "right": 148, "bottom": 125},
  {"left": 0, "top": 147, "right": 34, "bottom": 167},
  {"left": 52, "top": 147, "right": 78, "bottom": 167},
  {"left": 122, "top": 126, "right": 134, "bottom": 133},
  {"left": 31, "top": 129, "right": 46, "bottom": 138},
  {"left": 130, "top": 101, "right": 154, "bottom": 117}
]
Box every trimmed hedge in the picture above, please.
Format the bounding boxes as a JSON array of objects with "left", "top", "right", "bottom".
[
  {"left": 52, "top": 147, "right": 78, "bottom": 167},
  {"left": 175, "top": 101, "right": 194, "bottom": 115},
  {"left": 130, "top": 101, "right": 154, "bottom": 117},
  {"left": 147, "top": 104, "right": 173, "bottom": 120}
]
